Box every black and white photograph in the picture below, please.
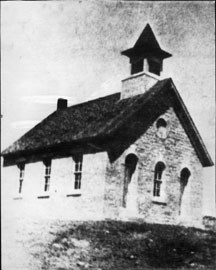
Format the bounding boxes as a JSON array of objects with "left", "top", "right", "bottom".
[{"left": 1, "top": 1, "right": 215, "bottom": 269}]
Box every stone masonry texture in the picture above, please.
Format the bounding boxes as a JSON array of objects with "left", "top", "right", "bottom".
[
  {"left": 104, "top": 107, "right": 203, "bottom": 227},
  {"left": 7, "top": 108, "right": 203, "bottom": 227}
]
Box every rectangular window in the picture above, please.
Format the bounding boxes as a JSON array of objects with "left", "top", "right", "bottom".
[
  {"left": 44, "top": 160, "right": 51, "bottom": 192},
  {"left": 131, "top": 59, "right": 143, "bottom": 75},
  {"left": 74, "top": 155, "right": 83, "bottom": 190},
  {"left": 18, "top": 164, "right": 25, "bottom": 194},
  {"left": 148, "top": 58, "right": 162, "bottom": 76},
  {"left": 153, "top": 179, "right": 162, "bottom": 197},
  {"left": 153, "top": 162, "right": 165, "bottom": 197}
]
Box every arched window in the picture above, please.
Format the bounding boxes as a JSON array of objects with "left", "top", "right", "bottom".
[
  {"left": 180, "top": 168, "right": 191, "bottom": 187},
  {"left": 153, "top": 162, "right": 166, "bottom": 197},
  {"left": 179, "top": 168, "right": 191, "bottom": 215},
  {"left": 156, "top": 118, "right": 167, "bottom": 129},
  {"left": 125, "top": 154, "right": 138, "bottom": 175},
  {"left": 156, "top": 118, "right": 167, "bottom": 139},
  {"left": 123, "top": 154, "right": 138, "bottom": 208}
]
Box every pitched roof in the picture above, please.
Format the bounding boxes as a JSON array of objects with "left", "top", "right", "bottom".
[
  {"left": 2, "top": 78, "right": 213, "bottom": 167},
  {"left": 2, "top": 92, "right": 120, "bottom": 156}
]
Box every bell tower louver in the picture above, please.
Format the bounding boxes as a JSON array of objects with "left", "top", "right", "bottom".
[{"left": 121, "top": 24, "right": 172, "bottom": 99}]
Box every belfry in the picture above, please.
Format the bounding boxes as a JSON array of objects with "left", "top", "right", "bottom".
[{"left": 121, "top": 24, "right": 172, "bottom": 76}]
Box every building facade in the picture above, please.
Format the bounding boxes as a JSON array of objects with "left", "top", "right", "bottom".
[{"left": 2, "top": 24, "right": 213, "bottom": 227}]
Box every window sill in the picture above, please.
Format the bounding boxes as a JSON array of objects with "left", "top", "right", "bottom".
[
  {"left": 66, "top": 193, "right": 81, "bottom": 197},
  {"left": 152, "top": 197, "right": 167, "bottom": 205},
  {"left": 13, "top": 196, "right": 23, "bottom": 200},
  {"left": 37, "top": 195, "right": 50, "bottom": 199}
]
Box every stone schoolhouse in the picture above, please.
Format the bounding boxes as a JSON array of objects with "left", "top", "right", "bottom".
[{"left": 2, "top": 24, "right": 213, "bottom": 227}]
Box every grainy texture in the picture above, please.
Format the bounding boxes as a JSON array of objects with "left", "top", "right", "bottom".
[
  {"left": 4, "top": 218, "right": 216, "bottom": 270},
  {"left": 7, "top": 152, "right": 108, "bottom": 220},
  {"left": 2, "top": 78, "right": 213, "bottom": 227},
  {"left": 104, "top": 107, "right": 203, "bottom": 227},
  {"left": 2, "top": 78, "right": 212, "bottom": 168},
  {"left": 121, "top": 72, "right": 158, "bottom": 99}
]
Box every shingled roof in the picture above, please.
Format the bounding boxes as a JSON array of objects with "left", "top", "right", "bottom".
[{"left": 2, "top": 78, "right": 213, "bottom": 167}]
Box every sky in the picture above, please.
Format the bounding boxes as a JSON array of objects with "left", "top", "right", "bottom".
[{"left": 1, "top": 1, "right": 215, "bottom": 214}]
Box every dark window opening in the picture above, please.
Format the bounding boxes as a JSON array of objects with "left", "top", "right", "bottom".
[
  {"left": 44, "top": 160, "right": 51, "bottom": 192},
  {"left": 19, "top": 180, "right": 23, "bottom": 194},
  {"left": 179, "top": 168, "right": 191, "bottom": 215},
  {"left": 156, "top": 118, "right": 167, "bottom": 128},
  {"left": 153, "top": 162, "right": 166, "bottom": 197},
  {"left": 74, "top": 155, "right": 83, "bottom": 190},
  {"left": 148, "top": 59, "right": 161, "bottom": 76},
  {"left": 123, "top": 154, "right": 138, "bottom": 208},
  {"left": 44, "top": 176, "right": 50, "bottom": 192},
  {"left": 131, "top": 59, "right": 143, "bottom": 75},
  {"left": 74, "top": 173, "right": 82, "bottom": 189},
  {"left": 180, "top": 168, "right": 191, "bottom": 187},
  {"left": 18, "top": 164, "right": 25, "bottom": 194}
]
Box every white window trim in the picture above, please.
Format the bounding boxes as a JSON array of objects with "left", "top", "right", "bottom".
[
  {"left": 38, "top": 160, "right": 52, "bottom": 198},
  {"left": 66, "top": 189, "right": 82, "bottom": 197},
  {"left": 66, "top": 155, "right": 83, "bottom": 197},
  {"left": 73, "top": 156, "right": 83, "bottom": 190},
  {"left": 14, "top": 164, "right": 25, "bottom": 199}
]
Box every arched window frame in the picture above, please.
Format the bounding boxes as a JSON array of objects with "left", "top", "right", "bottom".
[
  {"left": 179, "top": 167, "right": 191, "bottom": 216},
  {"left": 180, "top": 168, "right": 191, "bottom": 187},
  {"left": 122, "top": 153, "right": 138, "bottom": 208},
  {"left": 153, "top": 161, "right": 166, "bottom": 200},
  {"left": 156, "top": 118, "right": 168, "bottom": 139}
]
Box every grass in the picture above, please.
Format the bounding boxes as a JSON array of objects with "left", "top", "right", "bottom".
[{"left": 42, "top": 220, "right": 216, "bottom": 270}]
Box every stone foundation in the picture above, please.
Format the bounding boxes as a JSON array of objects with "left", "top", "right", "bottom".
[{"left": 203, "top": 216, "right": 216, "bottom": 231}]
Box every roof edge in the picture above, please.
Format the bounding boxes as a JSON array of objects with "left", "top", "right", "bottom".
[{"left": 168, "top": 79, "right": 214, "bottom": 167}]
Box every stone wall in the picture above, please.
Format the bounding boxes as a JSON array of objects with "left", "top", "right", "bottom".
[
  {"left": 104, "top": 107, "right": 203, "bottom": 227},
  {"left": 121, "top": 72, "right": 159, "bottom": 99},
  {"left": 203, "top": 216, "right": 216, "bottom": 231}
]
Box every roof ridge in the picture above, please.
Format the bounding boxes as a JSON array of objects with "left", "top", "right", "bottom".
[
  {"left": 116, "top": 78, "right": 172, "bottom": 103},
  {"left": 100, "top": 78, "right": 172, "bottom": 136},
  {"left": 67, "top": 92, "right": 121, "bottom": 110},
  {"left": 2, "top": 77, "right": 213, "bottom": 168}
]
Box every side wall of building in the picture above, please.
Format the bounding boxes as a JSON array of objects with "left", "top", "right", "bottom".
[
  {"left": 104, "top": 107, "right": 203, "bottom": 227},
  {"left": 3, "top": 152, "right": 108, "bottom": 220}
]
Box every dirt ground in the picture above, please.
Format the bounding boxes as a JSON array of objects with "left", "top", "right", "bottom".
[
  {"left": 2, "top": 216, "right": 61, "bottom": 270},
  {"left": 2, "top": 216, "right": 80, "bottom": 270},
  {"left": 2, "top": 216, "right": 216, "bottom": 270}
]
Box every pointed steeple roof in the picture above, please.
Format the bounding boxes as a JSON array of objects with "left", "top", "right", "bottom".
[
  {"left": 134, "top": 23, "right": 161, "bottom": 49},
  {"left": 121, "top": 23, "right": 172, "bottom": 59}
]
